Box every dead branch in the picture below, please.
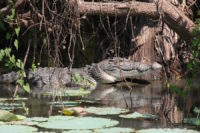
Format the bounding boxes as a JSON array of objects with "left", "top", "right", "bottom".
[{"left": 69, "top": 0, "right": 195, "bottom": 43}]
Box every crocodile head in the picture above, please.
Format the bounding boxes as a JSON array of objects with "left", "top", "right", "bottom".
[{"left": 89, "top": 58, "right": 162, "bottom": 83}]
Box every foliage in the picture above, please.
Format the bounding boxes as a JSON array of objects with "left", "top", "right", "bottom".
[
  {"left": 185, "top": 15, "right": 200, "bottom": 89},
  {"left": 168, "top": 12, "right": 200, "bottom": 96},
  {"left": 168, "top": 83, "right": 186, "bottom": 97},
  {"left": 0, "top": 4, "right": 32, "bottom": 93},
  {"left": 22, "top": 102, "right": 29, "bottom": 116}
]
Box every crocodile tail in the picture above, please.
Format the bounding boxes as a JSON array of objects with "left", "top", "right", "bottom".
[{"left": 0, "top": 71, "right": 18, "bottom": 83}]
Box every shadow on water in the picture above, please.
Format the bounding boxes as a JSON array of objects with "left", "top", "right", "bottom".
[{"left": 0, "top": 79, "right": 200, "bottom": 130}]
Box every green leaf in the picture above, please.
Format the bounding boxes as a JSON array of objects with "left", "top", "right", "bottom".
[
  {"left": 6, "top": 8, "right": 15, "bottom": 21},
  {"left": 15, "top": 27, "right": 20, "bottom": 37},
  {"left": 16, "top": 59, "right": 24, "bottom": 70},
  {"left": 4, "top": 48, "right": 11, "bottom": 56},
  {"left": 0, "top": 50, "right": 5, "bottom": 61},
  {"left": 38, "top": 116, "right": 119, "bottom": 130},
  {"left": 17, "top": 79, "right": 24, "bottom": 86},
  {"left": 14, "top": 39, "right": 18, "bottom": 50},
  {"left": 10, "top": 55, "right": 15, "bottom": 64},
  {"left": 23, "top": 83, "right": 30, "bottom": 93},
  {"left": 31, "top": 63, "right": 36, "bottom": 71},
  {"left": 0, "top": 110, "right": 18, "bottom": 122},
  {"left": 193, "top": 107, "right": 200, "bottom": 114}
]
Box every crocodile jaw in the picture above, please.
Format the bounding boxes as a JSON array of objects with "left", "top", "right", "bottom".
[{"left": 99, "top": 70, "right": 118, "bottom": 83}]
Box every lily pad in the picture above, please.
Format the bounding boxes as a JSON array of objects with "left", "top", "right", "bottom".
[
  {"left": 0, "top": 110, "right": 18, "bottom": 122},
  {"left": 137, "top": 128, "right": 200, "bottom": 133},
  {"left": 184, "top": 118, "right": 200, "bottom": 126},
  {"left": 0, "top": 125, "right": 37, "bottom": 133},
  {"left": 16, "top": 115, "right": 26, "bottom": 121},
  {"left": 0, "top": 97, "right": 28, "bottom": 102},
  {"left": 24, "top": 117, "right": 48, "bottom": 122},
  {"left": 85, "top": 107, "right": 129, "bottom": 115},
  {"left": 38, "top": 116, "right": 119, "bottom": 130},
  {"left": 0, "top": 102, "right": 23, "bottom": 110},
  {"left": 63, "top": 130, "right": 92, "bottom": 133},
  {"left": 48, "top": 115, "right": 75, "bottom": 121},
  {"left": 120, "top": 112, "right": 158, "bottom": 119},
  {"left": 95, "top": 127, "right": 135, "bottom": 133},
  {"left": 49, "top": 101, "right": 80, "bottom": 107}
]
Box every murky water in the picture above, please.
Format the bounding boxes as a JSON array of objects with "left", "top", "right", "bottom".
[{"left": 0, "top": 79, "right": 199, "bottom": 132}]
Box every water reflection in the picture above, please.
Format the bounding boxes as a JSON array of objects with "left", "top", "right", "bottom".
[{"left": 0, "top": 79, "right": 199, "bottom": 129}]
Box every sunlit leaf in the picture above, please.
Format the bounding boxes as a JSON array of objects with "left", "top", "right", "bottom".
[
  {"left": 11, "top": 55, "right": 15, "bottom": 63},
  {"left": 15, "top": 27, "right": 20, "bottom": 37},
  {"left": 85, "top": 107, "right": 129, "bottom": 115},
  {"left": 62, "top": 108, "right": 78, "bottom": 116},
  {"left": 0, "top": 110, "right": 18, "bottom": 122},
  {"left": 38, "top": 116, "right": 118, "bottom": 130},
  {"left": 23, "top": 83, "right": 30, "bottom": 93},
  {"left": 193, "top": 107, "right": 200, "bottom": 114},
  {"left": 16, "top": 115, "right": 26, "bottom": 121},
  {"left": 14, "top": 39, "right": 18, "bottom": 50},
  {"left": 0, "top": 125, "right": 38, "bottom": 133},
  {"left": 31, "top": 63, "right": 36, "bottom": 71},
  {"left": 17, "top": 79, "right": 24, "bottom": 86}
]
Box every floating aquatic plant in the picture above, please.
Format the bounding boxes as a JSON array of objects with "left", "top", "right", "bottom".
[
  {"left": 85, "top": 107, "right": 129, "bottom": 115},
  {"left": 38, "top": 116, "right": 118, "bottom": 130}
]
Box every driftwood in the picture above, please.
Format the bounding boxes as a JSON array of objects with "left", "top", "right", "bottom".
[{"left": 69, "top": 0, "right": 195, "bottom": 42}]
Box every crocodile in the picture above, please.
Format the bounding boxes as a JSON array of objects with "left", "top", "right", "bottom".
[{"left": 0, "top": 57, "right": 162, "bottom": 90}]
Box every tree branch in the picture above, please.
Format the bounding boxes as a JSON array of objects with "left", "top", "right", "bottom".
[{"left": 69, "top": 0, "right": 195, "bottom": 42}]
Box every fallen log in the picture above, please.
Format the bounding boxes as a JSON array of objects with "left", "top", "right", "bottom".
[{"left": 69, "top": 0, "right": 195, "bottom": 42}]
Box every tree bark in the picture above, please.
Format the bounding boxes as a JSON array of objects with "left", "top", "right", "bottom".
[{"left": 70, "top": 0, "right": 195, "bottom": 42}]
